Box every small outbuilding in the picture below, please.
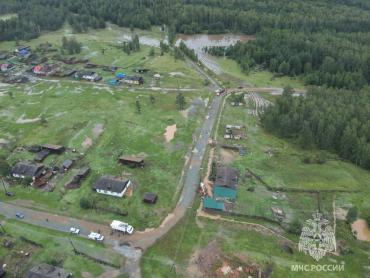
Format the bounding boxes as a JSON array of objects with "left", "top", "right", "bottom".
[
  {"left": 41, "top": 144, "right": 65, "bottom": 154},
  {"left": 62, "top": 159, "right": 73, "bottom": 171},
  {"left": 123, "top": 76, "right": 144, "bottom": 85},
  {"left": 76, "top": 166, "right": 90, "bottom": 179},
  {"left": 34, "top": 149, "right": 50, "bottom": 162},
  {"left": 118, "top": 155, "right": 145, "bottom": 168},
  {"left": 27, "top": 263, "right": 72, "bottom": 278},
  {"left": 143, "top": 192, "right": 158, "bottom": 204}
]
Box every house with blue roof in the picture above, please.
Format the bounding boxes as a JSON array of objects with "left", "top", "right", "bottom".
[
  {"left": 203, "top": 196, "right": 225, "bottom": 211},
  {"left": 213, "top": 186, "right": 236, "bottom": 202}
]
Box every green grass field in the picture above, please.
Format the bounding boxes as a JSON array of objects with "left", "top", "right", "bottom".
[
  {"left": 0, "top": 24, "right": 211, "bottom": 230},
  {"left": 0, "top": 220, "right": 122, "bottom": 277},
  {"left": 214, "top": 98, "right": 370, "bottom": 224},
  {"left": 0, "top": 79, "right": 211, "bottom": 229},
  {"left": 218, "top": 101, "right": 370, "bottom": 191},
  {"left": 0, "top": 24, "right": 205, "bottom": 89},
  {"left": 141, "top": 201, "right": 369, "bottom": 277},
  {"left": 215, "top": 57, "right": 304, "bottom": 89}
]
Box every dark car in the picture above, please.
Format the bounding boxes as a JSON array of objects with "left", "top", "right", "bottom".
[
  {"left": 5, "top": 191, "right": 14, "bottom": 197},
  {"left": 15, "top": 212, "right": 24, "bottom": 219}
]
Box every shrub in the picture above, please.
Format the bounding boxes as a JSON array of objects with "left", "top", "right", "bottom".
[
  {"left": 79, "top": 197, "right": 92, "bottom": 209},
  {"left": 346, "top": 207, "right": 358, "bottom": 223}
]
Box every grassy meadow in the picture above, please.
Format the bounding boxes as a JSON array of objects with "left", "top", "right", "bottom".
[
  {"left": 0, "top": 219, "right": 122, "bottom": 277},
  {"left": 0, "top": 79, "right": 211, "bottom": 230},
  {"left": 214, "top": 57, "right": 304, "bottom": 89},
  {"left": 141, "top": 202, "right": 369, "bottom": 277}
]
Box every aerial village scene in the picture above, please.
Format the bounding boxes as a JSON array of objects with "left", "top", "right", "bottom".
[{"left": 0, "top": 1, "right": 370, "bottom": 278}]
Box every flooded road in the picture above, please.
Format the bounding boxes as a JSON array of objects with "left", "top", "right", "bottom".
[{"left": 176, "top": 34, "right": 255, "bottom": 74}]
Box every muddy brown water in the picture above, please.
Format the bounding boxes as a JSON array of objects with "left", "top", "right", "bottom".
[
  {"left": 176, "top": 34, "right": 255, "bottom": 74},
  {"left": 352, "top": 219, "right": 370, "bottom": 242}
]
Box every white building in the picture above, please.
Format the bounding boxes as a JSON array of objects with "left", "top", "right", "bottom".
[{"left": 93, "top": 176, "right": 131, "bottom": 197}]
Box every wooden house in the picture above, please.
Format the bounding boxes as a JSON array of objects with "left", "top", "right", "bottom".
[
  {"left": 93, "top": 176, "right": 132, "bottom": 198},
  {"left": 41, "top": 144, "right": 65, "bottom": 154},
  {"left": 118, "top": 155, "right": 145, "bottom": 168},
  {"left": 27, "top": 263, "right": 72, "bottom": 278}
]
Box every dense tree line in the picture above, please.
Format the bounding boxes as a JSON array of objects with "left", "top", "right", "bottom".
[
  {"left": 207, "top": 29, "right": 370, "bottom": 89},
  {"left": 61, "top": 37, "right": 82, "bottom": 55},
  {"left": 2, "top": 0, "right": 370, "bottom": 39},
  {"left": 261, "top": 88, "right": 370, "bottom": 169},
  {"left": 3, "top": 0, "right": 370, "bottom": 89}
]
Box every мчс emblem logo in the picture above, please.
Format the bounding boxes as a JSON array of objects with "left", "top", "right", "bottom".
[{"left": 298, "top": 211, "right": 336, "bottom": 261}]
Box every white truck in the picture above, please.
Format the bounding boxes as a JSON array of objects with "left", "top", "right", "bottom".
[{"left": 110, "top": 220, "right": 134, "bottom": 234}]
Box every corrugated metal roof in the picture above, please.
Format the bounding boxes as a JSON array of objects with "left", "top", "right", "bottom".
[
  {"left": 213, "top": 186, "right": 236, "bottom": 200},
  {"left": 203, "top": 196, "right": 225, "bottom": 210}
]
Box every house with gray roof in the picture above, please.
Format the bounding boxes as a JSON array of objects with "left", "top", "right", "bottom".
[
  {"left": 27, "top": 263, "right": 72, "bottom": 278},
  {"left": 11, "top": 162, "right": 45, "bottom": 180},
  {"left": 93, "top": 176, "right": 132, "bottom": 197}
]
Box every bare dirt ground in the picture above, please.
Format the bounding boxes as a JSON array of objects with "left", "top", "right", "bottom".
[
  {"left": 220, "top": 147, "right": 238, "bottom": 164},
  {"left": 93, "top": 123, "right": 105, "bottom": 138},
  {"left": 202, "top": 147, "right": 215, "bottom": 196},
  {"left": 164, "top": 124, "right": 177, "bottom": 142},
  {"left": 352, "top": 219, "right": 370, "bottom": 242},
  {"left": 188, "top": 240, "right": 221, "bottom": 277},
  {"left": 82, "top": 137, "right": 93, "bottom": 148}
]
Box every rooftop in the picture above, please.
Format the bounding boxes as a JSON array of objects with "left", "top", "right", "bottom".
[
  {"left": 203, "top": 196, "right": 225, "bottom": 211},
  {"left": 27, "top": 263, "right": 71, "bottom": 278},
  {"left": 94, "top": 176, "right": 130, "bottom": 193},
  {"left": 215, "top": 167, "right": 238, "bottom": 189},
  {"left": 213, "top": 186, "right": 237, "bottom": 200}
]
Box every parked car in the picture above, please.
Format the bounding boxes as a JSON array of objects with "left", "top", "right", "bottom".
[
  {"left": 15, "top": 212, "right": 24, "bottom": 219},
  {"left": 88, "top": 232, "right": 104, "bottom": 241},
  {"left": 5, "top": 191, "right": 14, "bottom": 197},
  {"left": 70, "top": 227, "right": 80, "bottom": 234}
]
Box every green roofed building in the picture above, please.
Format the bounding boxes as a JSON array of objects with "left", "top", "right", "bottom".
[
  {"left": 213, "top": 186, "right": 236, "bottom": 201},
  {"left": 203, "top": 196, "right": 225, "bottom": 211}
]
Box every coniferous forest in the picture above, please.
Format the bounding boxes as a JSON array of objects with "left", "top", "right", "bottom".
[
  {"left": 1, "top": 0, "right": 369, "bottom": 169},
  {"left": 261, "top": 87, "right": 370, "bottom": 169}
]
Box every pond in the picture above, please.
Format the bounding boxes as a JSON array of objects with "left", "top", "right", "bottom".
[{"left": 176, "top": 34, "right": 255, "bottom": 74}]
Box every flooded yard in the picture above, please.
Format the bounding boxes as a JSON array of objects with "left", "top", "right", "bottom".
[{"left": 176, "top": 34, "right": 255, "bottom": 74}]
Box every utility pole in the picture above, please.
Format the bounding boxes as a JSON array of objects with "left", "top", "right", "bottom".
[
  {"left": 1, "top": 177, "right": 7, "bottom": 195},
  {"left": 0, "top": 223, "right": 6, "bottom": 234},
  {"left": 69, "top": 239, "right": 78, "bottom": 254}
]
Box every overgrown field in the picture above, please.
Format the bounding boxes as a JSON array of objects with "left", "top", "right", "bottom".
[
  {"left": 215, "top": 57, "right": 304, "bottom": 89},
  {"left": 141, "top": 202, "right": 369, "bottom": 277},
  {"left": 0, "top": 79, "right": 211, "bottom": 229},
  {"left": 214, "top": 94, "right": 370, "bottom": 224}
]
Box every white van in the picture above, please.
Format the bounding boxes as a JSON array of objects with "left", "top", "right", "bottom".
[{"left": 110, "top": 220, "right": 134, "bottom": 234}]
